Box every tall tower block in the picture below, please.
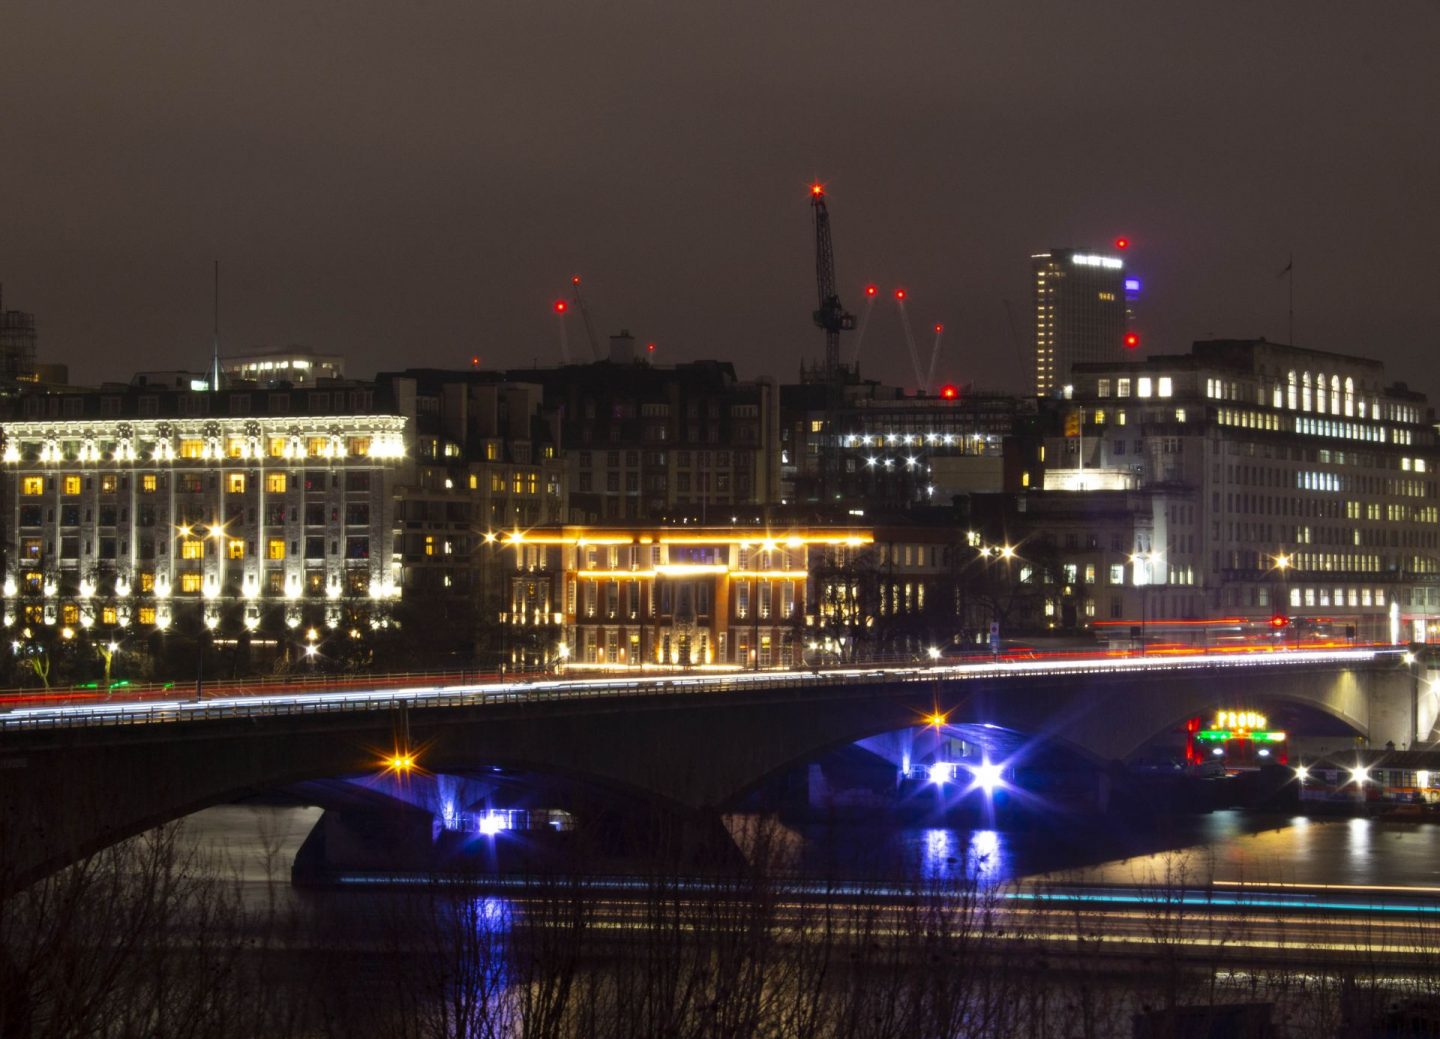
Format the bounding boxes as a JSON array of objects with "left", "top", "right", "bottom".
[{"left": 1031, "top": 248, "right": 1128, "bottom": 397}]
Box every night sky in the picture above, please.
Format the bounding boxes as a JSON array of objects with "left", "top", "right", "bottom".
[{"left": 3, "top": 2, "right": 1437, "bottom": 399}]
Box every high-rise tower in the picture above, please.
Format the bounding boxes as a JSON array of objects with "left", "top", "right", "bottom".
[{"left": 1031, "top": 248, "right": 1128, "bottom": 397}]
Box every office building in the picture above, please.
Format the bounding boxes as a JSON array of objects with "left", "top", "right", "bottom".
[
  {"left": 221, "top": 348, "right": 345, "bottom": 388},
  {"left": 1032, "top": 338, "right": 1440, "bottom": 641},
  {"left": 1032, "top": 248, "right": 1129, "bottom": 397}
]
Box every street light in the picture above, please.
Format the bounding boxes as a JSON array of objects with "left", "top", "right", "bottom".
[
  {"left": 1271, "top": 553, "right": 1292, "bottom": 647},
  {"left": 1128, "top": 551, "right": 1159, "bottom": 655}
]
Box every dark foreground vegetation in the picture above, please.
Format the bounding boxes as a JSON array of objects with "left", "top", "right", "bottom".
[{"left": 4, "top": 818, "right": 1440, "bottom": 1038}]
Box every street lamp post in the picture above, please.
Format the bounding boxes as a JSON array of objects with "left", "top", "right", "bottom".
[{"left": 1129, "top": 551, "right": 1155, "bottom": 655}]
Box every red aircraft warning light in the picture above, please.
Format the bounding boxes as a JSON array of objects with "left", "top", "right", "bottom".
[
  {"left": 571, "top": 275, "right": 582, "bottom": 286},
  {"left": 646, "top": 342, "right": 656, "bottom": 352},
  {"left": 934, "top": 323, "right": 944, "bottom": 334},
  {"left": 940, "top": 384, "right": 959, "bottom": 400},
  {"left": 1115, "top": 237, "right": 1130, "bottom": 250},
  {"left": 810, "top": 183, "right": 824, "bottom": 197},
  {"left": 894, "top": 288, "right": 907, "bottom": 301},
  {"left": 553, "top": 300, "right": 568, "bottom": 314},
  {"left": 1124, "top": 332, "right": 1140, "bottom": 349},
  {"left": 865, "top": 284, "right": 877, "bottom": 297}
]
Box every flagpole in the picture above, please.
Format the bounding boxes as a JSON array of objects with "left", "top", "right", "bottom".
[{"left": 1287, "top": 252, "right": 1293, "bottom": 345}]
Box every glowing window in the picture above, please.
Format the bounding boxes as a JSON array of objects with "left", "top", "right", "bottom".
[
  {"left": 20, "top": 476, "right": 43, "bottom": 495},
  {"left": 1157, "top": 377, "right": 1173, "bottom": 398},
  {"left": 139, "top": 572, "right": 155, "bottom": 592},
  {"left": 63, "top": 475, "right": 81, "bottom": 495},
  {"left": 179, "top": 440, "right": 204, "bottom": 459},
  {"left": 180, "top": 573, "right": 203, "bottom": 593},
  {"left": 101, "top": 606, "right": 118, "bottom": 625},
  {"left": 267, "top": 539, "right": 286, "bottom": 560},
  {"left": 227, "top": 539, "right": 245, "bottom": 560},
  {"left": 141, "top": 475, "right": 158, "bottom": 493},
  {"left": 180, "top": 539, "right": 205, "bottom": 560},
  {"left": 227, "top": 473, "right": 246, "bottom": 493},
  {"left": 266, "top": 473, "right": 287, "bottom": 493},
  {"left": 138, "top": 606, "right": 156, "bottom": 625}
]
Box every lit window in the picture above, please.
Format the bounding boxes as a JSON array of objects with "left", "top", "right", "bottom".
[
  {"left": 267, "top": 539, "right": 286, "bottom": 560},
  {"left": 266, "top": 473, "right": 287, "bottom": 493},
  {"left": 138, "top": 606, "right": 156, "bottom": 625},
  {"left": 269, "top": 437, "right": 287, "bottom": 458},
  {"left": 141, "top": 474, "right": 158, "bottom": 493},
  {"left": 100, "top": 474, "right": 118, "bottom": 493},
  {"left": 21, "top": 476, "right": 43, "bottom": 495},
  {"left": 179, "top": 440, "right": 204, "bottom": 459},
  {"left": 1157, "top": 377, "right": 1173, "bottom": 398},
  {"left": 227, "top": 473, "right": 246, "bottom": 493},
  {"left": 1117, "top": 379, "right": 1131, "bottom": 398},
  {"left": 227, "top": 539, "right": 245, "bottom": 559},
  {"left": 101, "top": 606, "right": 118, "bottom": 625},
  {"left": 63, "top": 475, "right": 81, "bottom": 495},
  {"left": 180, "top": 539, "right": 205, "bottom": 560},
  {"left": 348, "top": 437, "right": 370, "bottom": 457},
  {"left": 139, "top": 572, "right": 155, "bottom": 592},
  {"left": 180, "top": 573, "right": 203, "bottom": 593},
  {"left": 61, "top": 604, "right": 79, "bottom": 625},
  {"left": 1136, "top": 377, "right": 1152, "bottom": 398}
]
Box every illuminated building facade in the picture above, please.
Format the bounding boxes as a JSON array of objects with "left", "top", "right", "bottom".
[
  {"left": 499, "top": 526, "right": 871, "bottom": 670},
  {"left": 1032, "top": 248, "right": 1129, "bottom": 398},
  {"left": 0, "top": 384, "right": 405, "bottom": 643},
  {"left": 1037, "top": 338, "right": 1440, "bottom": 641}
]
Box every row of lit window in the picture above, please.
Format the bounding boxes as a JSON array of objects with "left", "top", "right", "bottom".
[
  {"left": 18, "top": 471, "right": 374, "bottom": 497},
  {"left": 5, "top": 434, "right": 396, "bottom": 464}
]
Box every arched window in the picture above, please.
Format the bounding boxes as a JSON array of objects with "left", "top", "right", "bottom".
[
  {"left": 1344, "top": 377, "right": 1354, "bottom": 416},
  {"left": 1315, "top": 373, "right": 1327, "bottom": 414},
  {"left": 1330, "top": 375, "right": 1341, "bottom": 414},
  {"left": 1287, "top": 370, "right": 1298, "bottom": 410},
  {"left": 1301, "top": 371, "right": 1312, "bottom": 412}
]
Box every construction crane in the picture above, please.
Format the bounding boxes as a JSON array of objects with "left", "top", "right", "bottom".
[
  {"left": 569, "top": 275, "right": 603, "bottom": 361},
  {"left": 810, "top": 183, "right": 855, "bottom": 381}
]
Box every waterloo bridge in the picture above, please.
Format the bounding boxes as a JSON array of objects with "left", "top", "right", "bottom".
[{"left": 1, "top": 647, "right": 1434, "bottom": 884}]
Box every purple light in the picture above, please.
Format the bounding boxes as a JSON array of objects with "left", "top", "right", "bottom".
[
  {"left": 479, "top": 812, "right": 509, "bottom": 836},
  {"left": 1124, "top": 278, "right": 1141, "bottom": 293},
  {"left": 971, "top": 760, "right": 1003, "bottom": 794}
]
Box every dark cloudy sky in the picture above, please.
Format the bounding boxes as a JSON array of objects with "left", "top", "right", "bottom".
[{"left": 3, "top": 2, "right": 1437, "bottom": 398}]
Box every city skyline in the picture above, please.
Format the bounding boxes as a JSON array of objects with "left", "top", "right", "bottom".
[{"left": 2, "top": 3, "right": 1437, "bottom": 398}]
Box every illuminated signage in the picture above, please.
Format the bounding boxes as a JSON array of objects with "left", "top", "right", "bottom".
[{"left": 1071, "top": 254, "right": 1124, "bottom": 270}]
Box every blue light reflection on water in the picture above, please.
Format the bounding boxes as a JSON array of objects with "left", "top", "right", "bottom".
[{"left": 804, "top": 814, "right": 1440, "bottom": 889}]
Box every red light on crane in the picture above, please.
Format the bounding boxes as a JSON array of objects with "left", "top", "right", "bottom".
[
  {"left": 940, "top": 384, "right": 958, "bottom": 400},
  {"left": 571, "top": 275, "right": 582, "bottom": 286},
  {"left": 865, "top": 284, "right": 877, "bottom": 297},
  {"left": 1115, "top": 237, "right": 1130, "bottom": 250},
  {"left": 471, "top": 355, "right": 480, "bottom": 367},
  {"left": 933, "top": 323, "right": 943, "bottom": 334},
  {"left": 894, "top": 288, "right": 907, "bottom": 301},
  {"left": 1123, "top": 332, "right": 1140, "bottom": 349},
  {"left": 646, "top": 342, "right": 656, "bottom": 352},
  {"left": 553, "top": 300, "right": 567, "bottom": 314}
]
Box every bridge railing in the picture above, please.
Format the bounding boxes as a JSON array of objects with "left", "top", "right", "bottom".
[{"left": 0, "top": 645, "right": 1398, "bottom": 734}]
